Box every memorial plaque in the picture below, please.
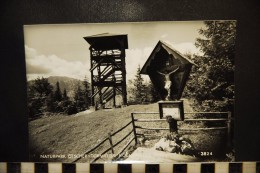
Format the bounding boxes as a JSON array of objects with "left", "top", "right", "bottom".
[{"left": 158, "top": 100, "right": 184, "bottom": 120}]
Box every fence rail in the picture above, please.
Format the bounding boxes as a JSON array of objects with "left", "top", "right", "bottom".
[
  {"left": 135, "top": 118, "right": 228, "bottom": 122},
  {"left": 114, "top": 136, "right": 135, "bottom": 159},
  {"left": 179, "top": 127, "right": 228, "bottom": 131},
  {"left": 184, "top": 118, "right": 228, "bottom": 121},
  {"left": 132, "top": 111, "right": 230, "bottom": 115},
  {"left": 132, "top": 112, "right": 231, "bottom": 131},
  {"left": 134, "top": 118, "right": 165, "bottom": 122},
  {"left": 185, "top": 112, "right": 229, "bottom": 114},
  {"left": 111, "top": 121, "right": 132, "bottom": 136},
  {"left": 73, "top": 120, "right": 134, "bottom": 163},
  {"left": 135, "top": 126, "right": 169, "bottom": 130},
  {"left": 73, "top": 137, "right": 109, "bottom": 162},
  {"left": 112, "top": 130, "right": 134, "bottom": 148}
]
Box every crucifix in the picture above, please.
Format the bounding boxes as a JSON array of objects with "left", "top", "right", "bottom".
[{"left": 157, "top": 66, "right": 180, "bottom": 101}]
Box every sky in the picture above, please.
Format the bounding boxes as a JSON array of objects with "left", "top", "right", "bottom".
[{"left": 24, "top": 21, "right": 204, "bottom": 81}]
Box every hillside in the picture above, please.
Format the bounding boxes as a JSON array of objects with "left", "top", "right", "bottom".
[
  {"left": 48, "top": 76, "right": 85, "bottom": 98},
  {"left": 29, "top": 99, "right": 196, "bottom": 162},
  {"left": 29, "top": 98, "right": 230, "bottom": 162}
]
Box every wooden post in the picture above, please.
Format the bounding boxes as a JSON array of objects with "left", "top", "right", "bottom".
[
  {"left": 121, "top": 49, "right": 127, "bottom": 105},
  {"left": 97, "top": 64, "right": 103, "bottom": 106},
  {"left": 108, "top": 132, "right": 114, "bottom": 154},
  {"left": 90, "top": 52, "right": 95, "bottom": 107},
  {"left": 113, "top": 71, "right": 116, "bottom": 108},
  {"left": 227, "top": 111, "right": 232, "bottom": 148},
  {"left": 131, "top": 113, "right": 138, "bottom": 145},
  {"left": 166, "top": 116, "right": 178, "bottom": 133}
]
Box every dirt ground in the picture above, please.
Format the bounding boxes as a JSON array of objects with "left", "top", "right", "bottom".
[{"left": 29, "top": 99, "right": 231, "bottom": 162}]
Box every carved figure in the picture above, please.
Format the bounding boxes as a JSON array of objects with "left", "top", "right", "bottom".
[{"left": 157, "top": 66, "right": 179, "bottom": 100}]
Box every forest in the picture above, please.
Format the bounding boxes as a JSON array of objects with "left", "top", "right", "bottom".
[{"left": 27, "top": 76, "right": 91, "bottom": 119}]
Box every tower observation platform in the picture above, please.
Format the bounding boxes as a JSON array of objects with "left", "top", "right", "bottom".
[{"left": 84, "top": 33, "right": 128, "bottom": 108}]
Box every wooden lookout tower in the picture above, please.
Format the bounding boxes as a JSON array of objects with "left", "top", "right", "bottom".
[{"left": 84, "top": 33, "right": 128, "bottom": 108}]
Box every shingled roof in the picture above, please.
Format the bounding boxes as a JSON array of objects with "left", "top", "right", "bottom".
[
  {"left": 83, "top": 33, "right": 128, "bottom": 50},
  {"left": 140, "top": 40, "right": 195, "bottom": 74}
]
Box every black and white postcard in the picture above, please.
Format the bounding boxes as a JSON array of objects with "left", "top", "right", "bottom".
[{"left": 24, "top": 21, "right": 236, "bottom": 163}]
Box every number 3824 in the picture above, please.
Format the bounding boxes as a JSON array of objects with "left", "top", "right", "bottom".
[{"left": 200, "top": 152, "right": 213, "bottom": 156}]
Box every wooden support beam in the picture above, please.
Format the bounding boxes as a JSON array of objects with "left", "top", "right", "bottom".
[{"left": 90, "top": 58, "right": 104, "bottom": 71}]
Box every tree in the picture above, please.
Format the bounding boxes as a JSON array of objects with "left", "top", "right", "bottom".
[
  {"left": 45, "top": 91, "right": 56, "bottom": 112},
  {"left": 48, "top": 81, "right": 63, "bottom": 112},
  {"left": 61, "top": 88, "right": 77, "bottom": 115},
  {"left": 27, "top": 77, "right": 53, "bottom": 118},
  {"left": 185, "top": 21, "right": 236, "bottom": 112},
  {"left": 148, "top": 80, "right": 161, "bottom": 102},
  {"left": 132, "top": 65, "right": 146, "bottom": 104},
  {"left": 63, "top": 88, "right": 68, "bottom": 100},
  {"left": 74, "top": 82, "right": 86, "bottom": 111},
  {"left": 30, "top": 77, "right": 53, "bottom": 97},
  {"left": 54, "top": 81, "right": 62, "bottom": 102},
  {"left": 83, "top": 76, "right": 91, "bottom": 109}
]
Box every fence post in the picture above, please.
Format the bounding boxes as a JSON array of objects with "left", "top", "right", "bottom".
[
  {"left": 108, "top": 132, "right": 114, "bottom": 154},
  {"left": 131, "top": 113, "right": 138, "bottom": 145},
  {"left": 166, "top": 116, "right": 178, "bottom": 133},
  {"left": 227, "top": 111, "right": 232, "bottom": 148}
]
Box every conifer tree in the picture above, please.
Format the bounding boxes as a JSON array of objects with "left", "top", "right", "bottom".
[
  {"left": 186, "top": 21, "right": 236, "bottom": 111},
  {"left": 83, "top": 76, "right": 91, "bottom": 109},
  {"left": 63, "top": 88, "right": 69, "bottom": 100},
  {"left": 61, "top": 88, "right": 77, "bottom": 115},
  {"left": 27, "top": 77, "right": 53, "bottom": 118},
  {"left": 54, "top": 81, "right": 62, "bottom": 102},
  {"left": 148, "top": 80, "right": 161, "bottom": 102},
  {"left": 133, "top": 65, "right": 146, "bottom": 104},
  {"left": 74, "top": 82, "right": 86, "bottom": 111},
  {"left": 31, "top": 77, "right": 53, "bottom": 97}
]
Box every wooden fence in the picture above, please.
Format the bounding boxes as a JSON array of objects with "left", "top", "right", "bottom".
[
  {"left": 131, "top": 111, "right": 232, "bottom": 148},
  {"left": 73, "top": 111, "right": 232, "bottom": 162},
  {"left": 72, "top": 120, "right": 135, "bottom": 163}
]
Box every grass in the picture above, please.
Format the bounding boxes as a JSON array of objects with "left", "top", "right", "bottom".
[
  {"left": 29, "top": 102, "right": 160, "bottom": 162},
  {"left": 29, "top": 98, "right": 230, "bottom": 162}
]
